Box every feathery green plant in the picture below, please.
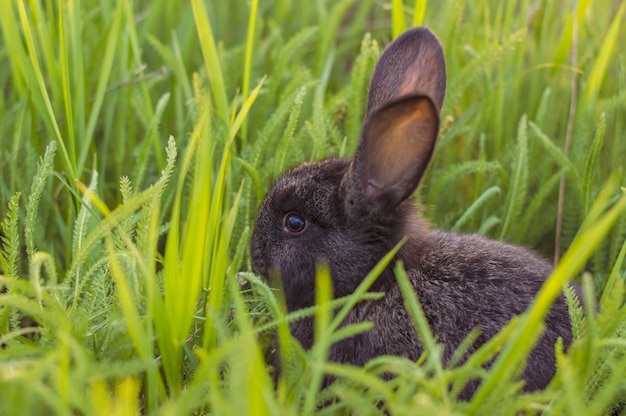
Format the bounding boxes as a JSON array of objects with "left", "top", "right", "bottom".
[
  {"left": 1, "top": 193, "right": 21, "bottom": 280},
  {"left": 24, "top": 141, "right": 57, "bottom": 261}
]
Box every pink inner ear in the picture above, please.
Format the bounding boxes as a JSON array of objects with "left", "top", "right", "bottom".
[
  {"left": 362, "top": 97, "right": 438, "bottom": 204},
  {"left": 366, "top": 114, "right": 424, "bottom": 189}
]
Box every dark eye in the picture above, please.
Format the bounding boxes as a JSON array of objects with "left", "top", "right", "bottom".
[{"left": 284, "top": 212, "right": 307, "bottom": 234}]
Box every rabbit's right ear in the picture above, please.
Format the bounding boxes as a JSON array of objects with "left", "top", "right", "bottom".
[
  {"left": 340, "top": 27, "right": 444, "bottom": 220},
  {"left": 341, "top": 95, "right": 438, "bottom": 220},
  {"left": 366, "top": 26, "right": 446, "bottom": 115}
]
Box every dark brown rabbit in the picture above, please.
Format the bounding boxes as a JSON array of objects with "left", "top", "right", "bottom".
[{"left": 251, "top": 26, "right": 574, "bottom": 397}]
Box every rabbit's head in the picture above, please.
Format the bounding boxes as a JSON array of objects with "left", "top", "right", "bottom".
[{"left": 251, "top": 27, "right": 446, "bottom": 312}]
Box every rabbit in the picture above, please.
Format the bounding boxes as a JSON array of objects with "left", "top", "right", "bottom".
[{"left": 250, "top": 26, "right": 575, "bottom": 398}]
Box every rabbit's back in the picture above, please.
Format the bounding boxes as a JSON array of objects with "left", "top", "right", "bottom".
[
  {"left": 327, "top": 229, "right": 572, "bottom": 392},
  {"left": 405, "top": 230, "right": 556, "bottom": 346}
]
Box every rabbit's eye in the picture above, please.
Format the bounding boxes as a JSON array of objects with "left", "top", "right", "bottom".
[{"left": 284, "top": 212, "right": 307, "bottom": 234}]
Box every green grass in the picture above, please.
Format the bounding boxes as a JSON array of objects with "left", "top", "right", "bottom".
[{"left": 1, "top": 0, "right": 625, "bottom": 414}]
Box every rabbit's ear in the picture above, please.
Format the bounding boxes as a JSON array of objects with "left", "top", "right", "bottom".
[
  {"left": 341, "top": 95, "right": 438, "bottom": 219},
  {"left": 367, "top": 26, "right": 446, "bottom": 116}
]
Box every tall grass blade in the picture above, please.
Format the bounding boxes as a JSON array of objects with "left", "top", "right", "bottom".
[
  {"left": 392, "top": 0, "right": 407, "bottom": 38},
  {"left": 314, "top": 0, "right": 358, "bottom": 75},
  {"left": 191, "top": 0, "right": 229, "bottom": 124},
  {"left": 471, "top": 180, "right": 626, "bottom": 410},
  {"left": 57, "top": 1, "right": 76, "bottom": 171},
  {"left": 203, "top": 79, "right": 263, "bottom": 349},
  {"left": 600, "top": 234, "right": 626, "bottom": 306},
  {"left": 452, "top": 186, "right": 501, "bottom": 231},
  {"left": 582, "top": 1, "right": 626, "bottom": 109},
  {"left": 413, "top": 0, "right": 428, "bottom": 26},
  {"left": 158, "top": 125, "right": 204, "bottom": 396},
  {"left": 230, "top": 77, "right": 265, "bottom": 142},
  {"left": 79, "top": 1, "right": 124, "bottom": 179},
  {"left": 529, "top": 122, "right": 579, "bottom": 180},
  {"left": 328, "top": 240, "right": 404, "bottom": 333},
  {"left": 132, "top": 93, "right": 171, "bottom": 188},
  {"left": 582, "top": 113, "right": 605, "bottom": 214},
  {"left": 395, "top": 261, "right": 449, "bottom": 405},
  {"left": 228, "top": 273, "right": 275, "bottom": 415},
  {"left": 146, "top": 34, "right": 193, "bottom": 102},
  {"left": 14, "top": 1, "right": 74, "bottom": 180},
  {"left": 241, "top": 0, "right": 259, "bottom": 140},
  {"left": 429, "top": 161, "right": 503, "bottom": 207},
  {"left": 499, "top": 115, "right": 529, "bottom": 239},
  {"left": 303, "top": 264, "right": 333, "bottom": 414}
]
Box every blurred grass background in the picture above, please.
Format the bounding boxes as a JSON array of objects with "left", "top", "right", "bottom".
[{"left": 0, "top": 0, "right": 625, "bottom": 414}]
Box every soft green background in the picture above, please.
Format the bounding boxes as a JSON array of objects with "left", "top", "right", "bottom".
[{"left": 0, "top": 0, "right": 625, "bottom": 414}]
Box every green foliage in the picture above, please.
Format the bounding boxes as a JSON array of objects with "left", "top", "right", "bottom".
[
  {"left": 25, "top": 141, "right": 57, "bottom": 261},
  {"left": 1, "top": 193, "right": 21, "bottom": 279},
  {"left": 0, "top": 0, "right": 625, "bottom": 414}
]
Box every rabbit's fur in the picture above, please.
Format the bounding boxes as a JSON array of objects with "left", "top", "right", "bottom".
[{"left": 251, "top": 26, "right": 574, "bottom": 396}]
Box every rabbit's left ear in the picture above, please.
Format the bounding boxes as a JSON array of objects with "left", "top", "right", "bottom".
[{"left": 341, "top": 95, "right": 438, "bottom": 219}]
